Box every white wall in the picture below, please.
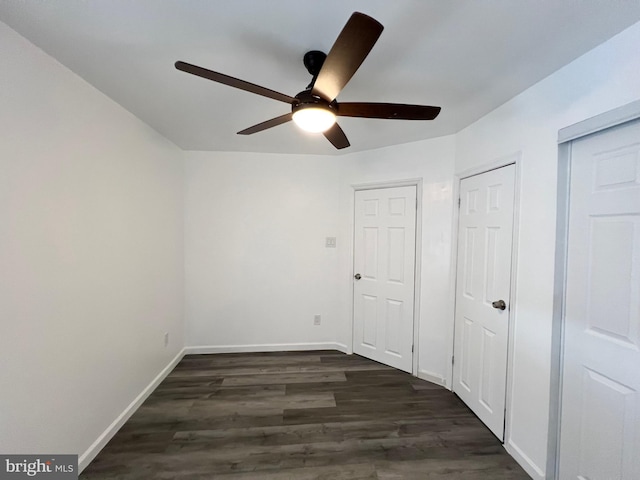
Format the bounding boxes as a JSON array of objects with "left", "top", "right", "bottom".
[
  {"left": 184, "top": 138, "right": 456, "bottom": 372},
  {"left": 184, "top": 151, "right": 344, "bottom": 351},
  {"left": 0, "top": 21, "right": 184, "bottom": 466},
  {"left": 455, "top": 20, "right": 640, "bottom": 479}
]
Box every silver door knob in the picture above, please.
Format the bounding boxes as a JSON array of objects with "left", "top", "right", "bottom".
[
  {"left": 492, "top": 300, "right": 506, "bottom": 311},
  {"left": 354, "top": 273, "right": 362, "bottom": 280}
]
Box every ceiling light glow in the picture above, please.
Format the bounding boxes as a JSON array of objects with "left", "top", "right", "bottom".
[{"left": 292, "top": 107, "right": 336, "bottom": 133}]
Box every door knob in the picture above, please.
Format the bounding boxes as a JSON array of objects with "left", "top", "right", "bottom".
[
  {"left": 354, "top": 273, "right": 362, "bottom": 280},
  {"left": 492, "top": 300, "right": 506, "bottom": 311}
]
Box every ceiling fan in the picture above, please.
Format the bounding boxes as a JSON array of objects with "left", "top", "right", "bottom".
[{"left": 175, "top": 12, "right": 441, "bottom": 150}]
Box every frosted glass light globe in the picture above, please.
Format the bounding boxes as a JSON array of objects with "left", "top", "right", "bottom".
[{"left": 292, "top": 107, "right": 336, "bottom": 133}]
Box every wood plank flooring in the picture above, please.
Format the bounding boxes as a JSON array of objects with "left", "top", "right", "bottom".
[{"left": 80, "top": 351, "right": 529, "bottom": 479}]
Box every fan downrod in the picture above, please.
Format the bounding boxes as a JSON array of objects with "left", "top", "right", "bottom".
[{"left": 303, "top": 50, "right": 327, "bottom": 89}]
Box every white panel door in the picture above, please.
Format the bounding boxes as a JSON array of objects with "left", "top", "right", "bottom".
[
  {"left": 559, "top": 119, "right": 640, "bottom": 480},
  {"left": 353, "top": 186, "right": 417, "bottom": 373},
  {"left": 453, "top": 164, "right": 516, "bottom": 440}
]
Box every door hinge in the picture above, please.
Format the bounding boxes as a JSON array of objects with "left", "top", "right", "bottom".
[
  {"left": 411, "top": 345, "right": 414, "bottom": 353},
  {"left": 458, "top": 197, "right": 461, "bottom": 208},
  {"left": 452, "top": 355, "right": 455, "bottom": 366}
]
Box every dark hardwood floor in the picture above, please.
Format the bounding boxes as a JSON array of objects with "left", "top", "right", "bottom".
[{"left": 80, "top": 351, "right": 529, "bottom": 479}]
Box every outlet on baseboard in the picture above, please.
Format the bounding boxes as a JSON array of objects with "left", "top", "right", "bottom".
[
  {"left": 314, "top": 315, "right": 321, "bottom": 326},
  {"left": 164, "top": 332, "right": 169, "bottom": 347}
]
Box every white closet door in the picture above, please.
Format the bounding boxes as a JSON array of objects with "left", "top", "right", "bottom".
[{"left": 559, "top": 119, "right": 640, "bottom": 479}]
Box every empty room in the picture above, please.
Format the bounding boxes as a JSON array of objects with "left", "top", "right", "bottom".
[{"left": 1, "top": 1, "right": 639, "bottom": 479}]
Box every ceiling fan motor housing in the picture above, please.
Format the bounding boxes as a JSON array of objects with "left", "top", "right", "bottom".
[
  {"left": 303, "top": 50, "right": 327, "bottom": 77},
  {"left": 292, "top": 90, "right": 337, "bottom": 115}
]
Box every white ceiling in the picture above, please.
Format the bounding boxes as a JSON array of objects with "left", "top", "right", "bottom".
[{"left": 2, "top": 1, "right": 640, "bottom": 155}]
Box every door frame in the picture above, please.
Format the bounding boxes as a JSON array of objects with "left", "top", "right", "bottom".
[
  {"left": 549, "top": 99, "right": 640, "bottom": 479},
  {"left": 350, "top": 178, "right": 423, "bottom": 376},
  {"left": 450, "top": 153, "right": 522, "bottom": 443}
]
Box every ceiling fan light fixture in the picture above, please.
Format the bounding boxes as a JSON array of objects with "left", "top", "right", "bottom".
[
  {"left": 292, "top": 107, "right": 336, "bottom": 133},
  {"left": 175, "top": 12, "right": 440, "bottom": 149}
]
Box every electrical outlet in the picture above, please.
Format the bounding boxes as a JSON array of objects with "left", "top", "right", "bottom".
[
  {"left": 314, "top": 315, "right": 321, "bottom": 326},
  {"left": 164, "top": 332, "right": 169, "bottom": 347},
  {"left": 325, "top": 237, "right": 336, "bottom": 248}
]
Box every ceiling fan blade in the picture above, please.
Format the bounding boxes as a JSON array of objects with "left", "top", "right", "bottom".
[
  {"left": 312, "top": 12, "right": 384, "bottom": 102},
  {"left": 237, "top": 113, "right": 293, "bottom": 135},
  {"left": 175, "top": 61, "right": 296, "bottom": 104},
  {"left": 338, "top": 103, "right": 441, "bottom": 120},
  {"left": 323, "top": 123, "right": 350, "bottom": 149}
]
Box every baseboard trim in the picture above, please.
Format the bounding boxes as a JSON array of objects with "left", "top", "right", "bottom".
[
  {"left": 417, "top": 369, "right": 448, "bottom": 389},
  {"left": 184, "top": 342, "right": 348, "bottom": 355},
  {"left": 78, "top": 348, "right": 185, "bottom": 472},
  {"left": 505, "top": 438, "right": 545, "bottom": 480},
  {"left": 333, "top": 342, "right": 349, "bottom": 354}
]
